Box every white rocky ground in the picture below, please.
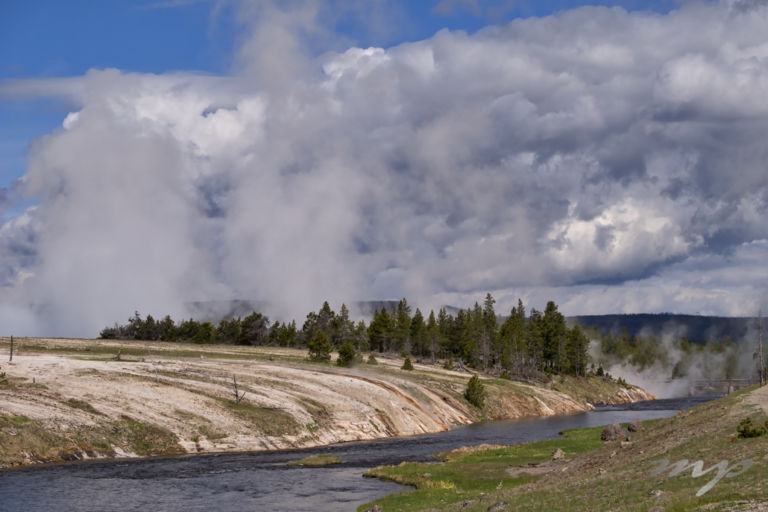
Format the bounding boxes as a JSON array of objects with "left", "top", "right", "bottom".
[{"left": 0, "top": 337, "right": 652, "bottom": 466}]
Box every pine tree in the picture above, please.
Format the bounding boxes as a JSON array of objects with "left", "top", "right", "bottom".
[
  {"left": 334, "top": 303, "right": 353, "bottom": 346},
  {"left": 565, "top": 324, "right": 589, "bottom": 376},
  {"left": 301, "top": 311, "right": 319, "bottom": 347},
  {"left": 218, "top": 317, "right": 242, "bottom": 345},
  {"left": 353, "top": 320, "right": 370, "bottom": 351},
  {"left": 542, "top": 301, "right": 567, "bottom": 372},
  {"left": 308, "top": 331, "right": 332, "bottom": 362},
  {"left": 437, "top": 307, "right": 452, "bottom": 356},
  {"left": 393, "top": 298, "right": 412, "bottom": 354},
  {"left": 527, "top": 308, "right": 545, "bottom": 370},
  {"left": 512, "top": 299, "right": 527, "bottom": 370},
  {"left": 367, "top": 308, "right": 391, "bottom": 352},
  {"left": 464, "top": 374, "right": 485, "bottom": 408},
  {"left": 427, "top": 310, "right": 439, "bottom": 363},
  {"left": 481, "top": 293, "right": 497, "bottom": 371},
  {"left": 469, "top": 302, "right": 484, "bottom": 367},
  {"left": 242, "top": 312, "right": 269, "bottom": 345},
  {"left": 336, "top": 341, "right": 357, "bottom": 367},
  {"left": 195, "top": 322, "right": 217, "bottom": 344},
  {"left": 452, "top": 309, "right": 472, "bottom": 362},
  {"left": 317, "top": 301, "right": 336, "bottom": 340},
  {"left": 158, "top": 315, "right": 177, "bottom": 341},
  {"left": 410, "top": 308, "right": 426, "bottom": 357}
]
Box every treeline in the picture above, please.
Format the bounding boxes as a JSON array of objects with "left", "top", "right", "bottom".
[
  {"left": 99, "top": 311, "right": 298, "bottom": 346},
  {"left": 99, "top": 294, "right": 589, "bottom": 376}
]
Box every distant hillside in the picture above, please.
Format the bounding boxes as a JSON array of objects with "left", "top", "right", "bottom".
[
  {"left": 184, "top": 300, "right": 460, "bottom": 321},
  {"left": 353, "top": 301, "right": 461, "bottom": 317},
  {"left": 185, "top": 300, "right": 269, "bottom": 321},
  {"left": 569, "top": 313, "right": 761, "bottom": 344}
]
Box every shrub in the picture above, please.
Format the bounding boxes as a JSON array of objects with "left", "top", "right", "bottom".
[
  {"left": 443, "top": 359, "right": 454, "bottom": 370},
  {"left": 737, "top": 417, "right": 767, "bottom": 438},
  {"left": 464, "top": 374, "right": 485, "bottom": 408},
  {"left": 401, "top": 357, "right": 414, "bottom": 371},
  {"left": 367, "top": 353, "right": 378, "bottom": 365},
  {"left": 99, "top": 327, "right": 117, "bottom": 339},
  {"left": 336, "top": 341, "right": 356, "bottom": 367}
]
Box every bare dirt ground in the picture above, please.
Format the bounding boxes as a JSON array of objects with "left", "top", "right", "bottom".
[
  {"left": 0, "top": 337, "right": 652, "bottom": 468},
  {"left": 744, "top": 381, "right": 768, "bottom": 415}
]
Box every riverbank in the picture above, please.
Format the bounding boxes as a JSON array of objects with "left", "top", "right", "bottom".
[
  {"left": 361, "top": 384, "right": 768, "bottom": 511},
  {"left": 0, "top": 337, "right": 652, "bottom": 469}
]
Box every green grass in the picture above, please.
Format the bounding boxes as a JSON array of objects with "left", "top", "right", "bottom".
[
  {"left": 401, "top": 387, "right": 768, "bottom": 512},
  {"left": 113, "top": 418, "right": 184, "bottom": 456},
  {"left": 0, "top": 411, "right": 185, "bottom": 467},
  {"left": 0, "top": 415, "right": 69, "bottom": 467},
  {"left": 286, "top": 454, "right": 342, "bottom": 466},
  {"left": 221, "top": 400, "right": 300, "bottom": 436},
  {"left": 66, "top": 398, "right": 103, "bottom": 416},
  {"left": 17, "top": 340, "right": 308, "bottom": 364},
  {"left": 550, "top": 374, "right": 642, "bottom": 403},
  {"left": 359, "top": 425, "right": 605, "bottom": 512}
]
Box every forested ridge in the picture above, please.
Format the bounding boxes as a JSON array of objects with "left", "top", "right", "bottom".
[{"left": 571, "top": 313, "right": 758, "bottom": 345}]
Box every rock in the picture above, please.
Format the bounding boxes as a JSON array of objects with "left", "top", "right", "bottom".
[
  {"left": 552, "top": 447, "right": 566, "bottom": 460},
  {"left": 649, "top": 489, "right": 665, "bottom": 501},
  {"left": 364, "top": 506, "right": 382, "bottom": 512},
  {"left": 488, "top": 502, "right": 508, "bottom": 511},
  {"left": 628, "top": 419, "right": 642, "bottom": 432},
  {"left": 601, "top": 423, "right": 630, "bottom": 441},
  {"left": 58, "top": 448, "right": 82, "bottom": 462},
  {"left": 462, "top": 499, "right": 473, "bottom": 507}
]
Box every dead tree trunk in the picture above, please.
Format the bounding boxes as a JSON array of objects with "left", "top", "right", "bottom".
[
  {"left": 759, "top": 312, "right": 765, "bottom": 386},
  {"left": 9, "top": 336, "right": 13, "bottom": 362},
  {"left": 430, "top": 336, "right": 436, "bottom": 365},
  {"left": 112, "top": 346, "right": 122, "bottom": 361},
  {"left": 232, "top": 375, "right": 246, "bottom": 405},
  {"left": 455, "top": 359, "right": 470, "bottom": 372}
]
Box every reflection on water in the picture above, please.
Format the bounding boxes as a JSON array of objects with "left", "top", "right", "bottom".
[{"left": 0, "top": 398, "right": 705, "bottom": 512}]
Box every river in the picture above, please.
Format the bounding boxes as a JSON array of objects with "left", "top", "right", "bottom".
[{"left": 0, "top": 397, "right": 714, "bottom": 512}]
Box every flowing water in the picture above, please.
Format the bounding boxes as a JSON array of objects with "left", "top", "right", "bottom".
[{"left": 0, "top": 397, "right": 713, "bottom": 512}]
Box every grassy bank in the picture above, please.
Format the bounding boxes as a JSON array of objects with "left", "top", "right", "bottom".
[
  {"left": 0, "top": 413, "right": 183, "bottom": 467},
  {"left": 361, "top": 425, "right": 610, "bottom": 511},
  {"left": 360, "top": 385, "right": 768, "bottom": 511}
]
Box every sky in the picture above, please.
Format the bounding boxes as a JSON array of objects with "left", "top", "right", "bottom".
[{"left": 1, "top": 0, "right": 767, "bottom": 336}]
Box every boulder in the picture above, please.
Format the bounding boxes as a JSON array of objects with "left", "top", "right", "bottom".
[
  {"left": 628, "top": 419, "right": 642, "bottom": 432},
  {"left": 601, "top": 423, "right": 630, "bottom": 441},
  {"left": 551, "top": 447, "right": 566, "bottom": 460},
  {"left": 488, "top": 502, "right": 508, "bottom": 511}
]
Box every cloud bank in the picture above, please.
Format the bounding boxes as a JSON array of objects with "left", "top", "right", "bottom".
[{"left": 2, "top": 0, "right": 768, "bottom": 336}]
